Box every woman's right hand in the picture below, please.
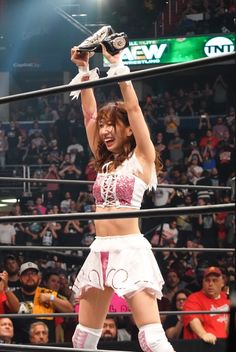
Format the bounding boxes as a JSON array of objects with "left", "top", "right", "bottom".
[{"left": 70, "top": 47, "right": 89, "bottom": 67}]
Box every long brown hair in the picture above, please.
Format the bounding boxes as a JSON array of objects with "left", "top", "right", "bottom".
[{"left": 94, "top": 101, "right": 162, "bottom": 174}]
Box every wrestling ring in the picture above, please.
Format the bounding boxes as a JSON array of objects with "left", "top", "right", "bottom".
[{"left": 0, "top": 53, "right": 235, "bottom": 352}]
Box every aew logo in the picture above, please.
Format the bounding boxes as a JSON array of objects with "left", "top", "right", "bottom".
[
  {"left": 204, "top": 37, "right": 234, "bottom": 57},
  {"left": 122, "top": 43, "right": 167, "bottom": 63}
]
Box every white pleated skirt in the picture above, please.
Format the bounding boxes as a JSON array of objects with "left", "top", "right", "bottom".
[{"left": 72, "top": 234, "right": 164, "bottom": 299}]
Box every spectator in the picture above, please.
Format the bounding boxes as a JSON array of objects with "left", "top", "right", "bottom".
[
  {"left": 6, "top": 121, "right": 21, "bottom": 164},
  {"left": 0, "top": 222, "right": 16, "bottom": 246},
  {"left": 167, "top": 131, "right": 184, "bottom": 165},
  {"left": 216, "top": 134, "right": 235, "bottom": 184},
  {"left": 212, "top": 116, "right": 229, "bottom": 141},
  {"left": 100, "top": 317, "right": 131, "bottom": 342},
  {"left": 202, "top": 144, "right": 216, "bottom": 171},
  {"left": 47, "top": 139, "right": 62, "bottom": 165},
  {"left": 28, "top": 321, "right": 49, "bottom": 345},
  {"left": 156, "top": 219, "right": 179, "bottom": 247},
  {"left": 58, "top": 161, "right": 82, "bottom": 196},
  {"left": 164, "top": 289, "right": 191, "bottom": 339},
  {"left": 183, "top": 266, "right": 229, "bottom": 344},
  {"left": 39, "top": 211, "right": 61, "bottom": 247},
  {"left": 0, "top": 270, "right": 19, "bottom": 314},
  {"left": 3, "top": 254, "right": 21, "bottom": 291},
  {"left": 225, "top": 106, "right": 235, "bottom": 134},
  {"left": 84, "top": 156, "right": 97, "bottom": 182},
  {"left": 44, "top": 163, "right": 60, "bottom": 195},
  {"left": 24, "top": 209, "right": 43, "bottom": 245},
  {"left": 9, "top": 203, "right": 25, "bottom": 246},
  {"left": 152, "top": 173, "right": 175, "bottom": 208},
  {"left": 163, "top": 269, "right": 186, "bottom": 303},
  {"left": 81, "top": 220, "right": 96, "bottom": 247},
  {"left": 34, "top": 196, "right": 47, "bottom": 215},
  {"left": 28, "top": 120, "right": 43, "bottom": 138},
  {"left": 67, "top": 136, "right": 85, "bottom": 168},
  {"left": 100, "top": 317, "right": 118, "bottom": 341},
  {"left": 164, "top": 107, "right": 180, "bottom": 142},
  {"left": 197, "top": 112, "right": 211, "bottom": 138},
  {"left": 0, "top": 129, "right": 8, "bottom": 168},
  {"left": 62, "top": 219, "right": 83, "bottom": 246},
  {"left": 60, "top": 192, "right": 72, "bottom": 213},
  {"left": 155, "top": 132, "right": 168, "bottom": 160},
  {"left": 187, "top": 154, "right": 203, "bottom": 185},
  {"left": 212, "top": 75, "right": 228, "bottom": 114},
  {"left": 199, "top": 129, "right": 219, "bottom": 151},
  {"left": 197, "top": 197, "right": 217, "bottom": 248},
  {"left": 41, "top": 271, "right": 73, "bottom": 343},
  {"left": 0, "top": 318, "right": 14, "bottom": 344}
]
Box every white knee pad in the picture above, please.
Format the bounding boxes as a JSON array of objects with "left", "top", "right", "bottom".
[
  {"left": 72, "top": 323, "right": 102, "bottom": 349},
  {"left": 138, "top": 323, "right": 175, "bottom": 352}
]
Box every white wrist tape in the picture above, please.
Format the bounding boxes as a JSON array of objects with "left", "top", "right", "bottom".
[
  {"left": 107, "top": 61, "right": 131, "bottom": 85},
  {"left": 69, "top": 67, "right": 99, "bottom": 100}
]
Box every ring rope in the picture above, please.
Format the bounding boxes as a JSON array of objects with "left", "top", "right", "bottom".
[
  {"left": 0, "top": 203, "right": 234, "bottom": 223},
  {"left": 0, "top": 53, "right": 234, "bottom": 104},
  {"left": 0, "top": 246, "right": 234, "bottom": 253},
  {"left": 0, "top": 176, "right": 232, "bottom": 191},
  {"left": 0, "top": 310, "right": 230, "bottom": 319},
  {"left": 0, "top": 343, "right": 127, "bottom": 352}
]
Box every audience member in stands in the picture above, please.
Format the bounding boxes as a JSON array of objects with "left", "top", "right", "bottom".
[
  {"left": 0, "top": 222, "right": 16, "bottom": 246},
  {"left": 28, "top": 321, "right": 49, "bottom": 345},
  {"left": 100, "top": 317, "right": 118, "bottom": 341},
  {"left": 164, "top": 107, "right": 180, "bottom": 142},
  {"left": 0, "top": 318, "right": 14, "bottom": 344},
  {"left": 0, "top": 129, "right": 8, "bottom": 169},
  {"left": 39, "top": 211, "right": 61, "bottom": 246},
  {"left": 183, "top": 266, "right": 229, "bottom": 344},
  {"left": 163, "top": 269, "right": 186, "bottom": 303},
  {"left": 3, "top": 254, "right": 21, "bottom": 291},
  {"left": 100, "top": 316, "right": 131, "bottom": 342},
  {"left": 44, "top": 163, "right": 60, "bottom": 195},
  {"left": 24, "top": 209, "right": 43, "bottom": 245},
  {"left": 42, "top": 270, "right": 73, "bottom": 343},
  {"left": 212, "top": 116, "right": 229, "bottom": 141},
  {"left": 164, "top": 289, "right": 191, "bottom": 339}
]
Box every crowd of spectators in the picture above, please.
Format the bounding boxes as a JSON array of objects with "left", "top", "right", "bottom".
[{"left": 173, "top": 0, "right": 236, "bottom": 36}]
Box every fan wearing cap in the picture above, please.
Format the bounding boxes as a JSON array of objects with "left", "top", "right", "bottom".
[
  {"left": 5, "top": 262, "right": 73, "bottom": 343},
  {"left": 182, "top": 266, "right": 229, "bottom": 344}
]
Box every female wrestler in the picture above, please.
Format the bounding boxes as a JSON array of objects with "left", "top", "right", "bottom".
[{"left": 70, "top": 45, "right": 175, "bottom": 352}]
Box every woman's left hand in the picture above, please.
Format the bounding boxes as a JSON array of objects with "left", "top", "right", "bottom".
[{"left": 101, "top": 43, "right": 121, "bottom": 64}]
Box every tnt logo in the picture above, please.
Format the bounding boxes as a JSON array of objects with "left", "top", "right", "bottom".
[{"left": 204, "top": 37, "right": 234, "bottom": 57}]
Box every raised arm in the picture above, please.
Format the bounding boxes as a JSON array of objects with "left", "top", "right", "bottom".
[
  {"left": 70, "top": 48, "right": 98, "bottom": 156},
  {"left": 102, "top": 46, "right": 155, "bottom": 164}
]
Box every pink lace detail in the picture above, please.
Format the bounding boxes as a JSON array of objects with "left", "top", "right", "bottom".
[
  {"left": 138, "top": 330, "right": 153, "bottom": 352},
  {"left": 101, "top": 173, "right": 118, "bottom": 206}
]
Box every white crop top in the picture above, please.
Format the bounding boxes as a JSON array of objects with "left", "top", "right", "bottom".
[{"left": 92, "top": 153, "right": 157, "bottom": 209}]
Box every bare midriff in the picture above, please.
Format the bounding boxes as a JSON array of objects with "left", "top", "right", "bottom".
[{"left": 94, "top": 206, "right": 141, "bottom": 236}]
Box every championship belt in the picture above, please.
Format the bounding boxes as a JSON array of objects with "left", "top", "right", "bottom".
[
  {"left": 77, "top": 26, "right": 128, "bottom": 56},
  {"left": 102, "top": 32, "right": 129, "bottom": 55}
]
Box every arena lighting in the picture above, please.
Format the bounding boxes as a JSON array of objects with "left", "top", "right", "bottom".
[
  {"left": 1, "top": 198, "right": 18, "bottom": 203},
  {"left": 72, "top": 13, "right": 87, "bottom": 17},
  {"left": 0, "top": 203, "right": 8, "bottom": 207}
]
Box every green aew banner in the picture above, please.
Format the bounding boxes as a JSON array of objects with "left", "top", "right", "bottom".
[{"left": 116, "top": 33, "right": 235, "bottom": 66}]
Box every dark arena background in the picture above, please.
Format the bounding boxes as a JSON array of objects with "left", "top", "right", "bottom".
[{"left": 0, "top": 1, "right": 235, "bottom": 351}]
